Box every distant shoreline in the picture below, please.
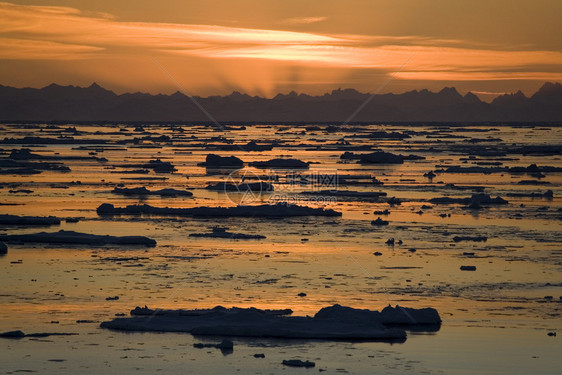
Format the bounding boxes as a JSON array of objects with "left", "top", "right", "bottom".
[
  {"left": 1, "top": 82, "right": 560, "bottom": 122},
  {"left": 1, "top": 121, "right": 561, "bottom": 127}
]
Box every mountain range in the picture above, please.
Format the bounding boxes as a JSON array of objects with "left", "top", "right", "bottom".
[{"left": 0, "top": 82, "right": 560, "bottom": 122}]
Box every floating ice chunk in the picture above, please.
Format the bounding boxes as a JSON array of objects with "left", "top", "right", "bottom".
[
  {"left": 249, "top": 158, "right": 309, "bottom": 169},
  {"left": 453, "top": 236, "right": 487, "bottom": 242},
  {"left": 371, "top": 217, "right": 389, "bottom": 226},
  {"left": 112, "top": 187, "right": 193, "bottom": 197},
  {"left": 101, "top": 304, "right": 441, "bottom": 341},
  {"left": 0, "top": 230, "right": 156, "bottom": 247},
  {"left": 97, "top": 203, "right": 341, "bottom": 217},
  {"left": 0, "top": 214, "right": 61, "bottom": 226},
  {"left": 282, "top": 359, "right": 315, "bottom": 367},
  {"left": 189, "top": 227, "right": 266, "bottom": 240},
  {"left": 197, "top": 154, "right": 243, "bottom": 168}
]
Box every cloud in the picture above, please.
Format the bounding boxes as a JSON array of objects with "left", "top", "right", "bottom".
[
  {"left": 0, "top": 2, "right": 339, "bottom": 51},
  {"left": 0, "top": 37, "right": 102, "bottom": 60},
  {"left": 278, "top": 16, "right": 328, "bottom": 25},
  {"left": 0, "top": 1, "right": 561, "bottom": 84},
  {"left": 185, "top": 43, "right": 562, "bottom": 81},
  {"left": 394, "top": 71, "right": 562, "bottom": 81},
  {"left": 471, "top": 91, "right": 508, "bottom": 95}
]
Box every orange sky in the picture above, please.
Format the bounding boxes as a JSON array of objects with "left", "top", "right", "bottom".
[{"left": 1, "top": 0, "right": 561, "bottom": 98}]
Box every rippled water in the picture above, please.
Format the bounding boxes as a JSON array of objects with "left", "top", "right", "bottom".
[{"left": 1, "top": 123, "right": 560, "bottom": 374}]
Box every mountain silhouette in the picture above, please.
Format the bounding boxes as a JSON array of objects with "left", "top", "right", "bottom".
[{"left": 0, "top": 82, "right": 560, "bottom": 122}]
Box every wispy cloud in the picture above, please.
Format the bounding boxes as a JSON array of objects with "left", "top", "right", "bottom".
[
  {"left": 278, "top": 16, "right": 328, "bottom": 25},
  {"left": 0, "top": 37, "right": 102, "bottom": 60},
  {"left": 0, "top": 1, "right": 561, "bottom": 83},
  {"left": 471, "top": 91, "right": 509, "bottom": 96}
]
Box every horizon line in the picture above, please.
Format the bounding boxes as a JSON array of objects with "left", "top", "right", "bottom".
[{"left": 2, "top": 81, "right": 560, "bottom": 101}]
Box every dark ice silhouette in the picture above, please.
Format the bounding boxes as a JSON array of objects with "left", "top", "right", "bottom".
[
  {"left": 0, "top": 230, "right": 156, "bottom": 247},
  {"left": 100, "top": 304, "right": 441, "bottom": 340}
]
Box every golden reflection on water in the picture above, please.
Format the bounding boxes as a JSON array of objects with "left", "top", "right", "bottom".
[{"left": 0, "top": 123, "right": 561, "bottom": 374}]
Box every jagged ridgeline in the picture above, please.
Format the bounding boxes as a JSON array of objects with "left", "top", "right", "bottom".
[{"left": 0, "top": 82, "right": 560, "bottom": 122}]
